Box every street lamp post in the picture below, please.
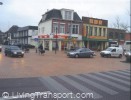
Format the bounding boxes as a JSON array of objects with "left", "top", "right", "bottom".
[{"left": 55, "top": 27, "right": 58, "bottom": 54}]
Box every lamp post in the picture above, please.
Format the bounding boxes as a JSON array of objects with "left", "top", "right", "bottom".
[{"left": 55, "top": 27, "right": 58, "bottom": 54}]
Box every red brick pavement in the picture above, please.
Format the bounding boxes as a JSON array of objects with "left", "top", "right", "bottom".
[{"left": 0, "top": 49, "right": 130, "bottom": 79}]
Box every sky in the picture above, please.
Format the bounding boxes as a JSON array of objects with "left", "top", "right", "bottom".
[{"left": 0, "top": 0, "right": 130, "bottom": 32}]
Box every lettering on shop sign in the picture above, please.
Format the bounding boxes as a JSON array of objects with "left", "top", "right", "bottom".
[{"left": 89, "top": 19, "right": 103, "bottom": 25}]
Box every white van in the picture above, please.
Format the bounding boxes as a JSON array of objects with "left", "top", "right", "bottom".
[
  {"left": 100, "top": 46, "right": 123, "bottom": 58},
  {"left": 123, "top": 41, "right": 131, "bottom": 52}
]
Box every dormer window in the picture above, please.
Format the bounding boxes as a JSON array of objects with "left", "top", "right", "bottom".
[{"left": 65, "top": 11, "right": 71, "bottom": 20}]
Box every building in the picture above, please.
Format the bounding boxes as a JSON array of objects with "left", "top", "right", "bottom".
[
  {"left": 3, "top": 25, "right": 19, "bottom": 45},
  {"left": 82, "top": 17, "right": 108, "bottom": 50},
  {"left": 0, "top": 30, "right": 4, "bottom": 44},
  {"left": 125, "top": 32, "right": 131, "bottom": 41},
  {"left": 38, "top": 8, "right": 83, "bottom": 51},
  {"left": 108, "top": 28, "right": 126, "bottom": 46},
  {"left": 15, "top": 26, "right": 38, "bottom": 45}
]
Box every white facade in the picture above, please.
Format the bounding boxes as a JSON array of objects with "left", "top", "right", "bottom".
[{"left": 38, "top": 20, "right": 52, "bottom": 35}]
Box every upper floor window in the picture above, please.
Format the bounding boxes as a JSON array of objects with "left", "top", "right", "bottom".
[
  {"left": 59, "top": 24, "right": 65, "bottom": 34},
  {"left": 94, "top": 27, "right": 97, "bottom": 36},
  {"left": 103, "top": 28, "right": 106, "bottom": 37},
  {"left": 99, "top": 28, "right": 102, "bottom": 36},
  {"left": 89, "top": 26, "right": 93, "bottom": 36},
  {"left": 65, "top": 11, "right": 71, "bottom": 20},
  {"left": 72, "top": 25, "right": 79, "bottom": 34},
  {"left": 68, "top": 24, "right": 79, "bottom": 34},
  {"left": 53, "top": 23, "right": 58, "bottom": 33}
]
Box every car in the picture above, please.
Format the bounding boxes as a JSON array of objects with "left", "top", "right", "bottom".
[
  {"left": 67, "top": 48, "right": 95, "bottom": 58},
  {"left": 4, "top": 46, "right": 24, "bottom": 57},
  {"left": 0, "top": 45, "right": 2, "bottom": 52},
  {"left": 125, "top": 51, "right": 131, "bottom": 62},
  {"left": 100, "top": 46, "right": 123, "bottom": 58}
]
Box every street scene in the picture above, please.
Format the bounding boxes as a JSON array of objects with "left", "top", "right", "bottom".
[
  {"left": 0, "top": 49, "right": 130, "bottom": 100},
  {"left": 0, "top": 0, "right": 131, "bottom": 100}
]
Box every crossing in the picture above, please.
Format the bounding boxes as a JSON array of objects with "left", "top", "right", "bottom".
[{"left": 0, "top": 69, "right": 130, "bottom": 100}]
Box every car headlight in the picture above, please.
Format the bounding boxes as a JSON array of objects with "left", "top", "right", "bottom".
[
  {"left": 70, "top": 53, "right": 75, "bottom": 55},
  {"left": 22, "top": 51, "right": 24, "bottom": 54},
  {"left": 13, "top": 52, "right": 17, "bottom": 54}
]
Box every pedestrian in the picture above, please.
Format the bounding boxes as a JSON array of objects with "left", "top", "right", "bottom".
[{"left": 38, "top": 44, "right": 45, "bottom": 55}]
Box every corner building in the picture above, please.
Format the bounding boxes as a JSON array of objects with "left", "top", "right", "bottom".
[
  {"left": 82, "top": 17, "right": 108, "bottom": 50},
  {"left": 38, "top": 9, "right": 83, "bottom": 51}
]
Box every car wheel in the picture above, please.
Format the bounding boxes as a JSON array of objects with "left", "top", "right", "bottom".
[
  {"left": 107, "top": 54, "right": 111, "bottom": 58},
  {"left": 90, "top": 54, "right": 93, "bottom": 58},
  {"left": 119, "top": 54, "right": 122, "bottom": 58},
  {"left": 21, "top": 55, "right": 24, "bottom": 57},
  {"left": 75, "top": 54, "right": 79, "bottom": 58}
]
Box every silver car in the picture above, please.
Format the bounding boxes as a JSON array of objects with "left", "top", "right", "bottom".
[
  {"left": 67, "top": 48, "right": 95, "bottom": 58},
  {"left": 125, "top": 51, "right": 131, "bottom": 62}
]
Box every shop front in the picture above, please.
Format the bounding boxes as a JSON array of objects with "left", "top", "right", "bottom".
[{"left": 83, "top": 36, "right": 108, "bottom": 51}]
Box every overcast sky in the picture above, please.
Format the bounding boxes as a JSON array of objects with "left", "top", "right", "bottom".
[{"left": 0, "top": 0, "right": 130, "bottom": 32}]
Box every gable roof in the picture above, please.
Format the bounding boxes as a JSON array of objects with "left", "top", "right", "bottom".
[
  {"left": 39, "top": 9, "right": 81, "bottom": 24},
  {"left": 18, "top": 26, "right": 38, "bottom": 31}
]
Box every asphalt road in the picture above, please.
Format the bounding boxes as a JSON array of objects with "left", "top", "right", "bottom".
[
  {"left": 0, "top": 49, "right": 130, "bottom": 78},
  {"left": 0, "top": 69, "right": 130, "bottom": 100}
]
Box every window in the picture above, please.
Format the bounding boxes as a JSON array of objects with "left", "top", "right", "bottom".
[
  {"left": 99, "top": 28, "right": 102, "bottom": 36},
  {"left": 72, "top": 25, "right": 79, "bottom": 34},
  {"left": 103, "top": 28, "right": 106, "bottom": 36},
  {"left": 42, "top": 27, "right": 44, "bottom": 33},
  {"left": 68, "top": 24, "right": 79, "bottom": 34},
  {"left": 86, "top": 26, "right": 88, "bottom": 36},
  {"left": 53, "top": 23, "right": 58, "bottom": 33},
  {"left": 59, "top": 24, "right": 65, "bottom": 33},
  {"left": 112, "top": 49, "right": 116, "bottom": 52},
  {"left": 94, "top": 27, "right": 97, "bottom": 36},
  {"left": 65, "top": 11, "right": 71, "bottom": 20},
  {"left": 89, "top": 26, "right": 93, "bottom": 36}
]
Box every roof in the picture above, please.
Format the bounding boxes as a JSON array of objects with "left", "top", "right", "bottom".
[
  {"left": 39, "top": 9, "right": 82, "bottom": 24},
  {"left": 8, "top": 25, "right": 19, "bottom": 34},
  {"left": 108, "top": 28, "right": 126, "bottom": 33},
  {"left": 18, "top": 26, "right": 38, "bottom": 31}
]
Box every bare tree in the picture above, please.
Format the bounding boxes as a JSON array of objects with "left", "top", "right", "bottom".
[{"left": 112, "top": 16, "right": 129, "bottom": 32}]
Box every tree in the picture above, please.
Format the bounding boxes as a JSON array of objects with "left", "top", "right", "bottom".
[{"left": 113, "top": 16, "right": 129, "bottom": 32}]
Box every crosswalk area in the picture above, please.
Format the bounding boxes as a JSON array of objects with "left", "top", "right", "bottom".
[{"left": 0, "top": 69, "right": 130, "bottom": 100}]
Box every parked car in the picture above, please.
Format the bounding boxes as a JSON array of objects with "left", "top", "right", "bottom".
[
  {"left": 125, "top": 51, "right": 131, "bottom": 62},
  {"left": 67, "top": 48, "right": 95, "bottom": 58},
  {"left": 14, "top": 44, "right": 35, "bottom": 49},
  {"left": 100, "top": 46, "right": 123, "bottom": 58},
  {"left": 4, "top": 46, "right": 24, "bottom": 57},
  {"left": 0, "top": 45, "right": 2, "bottom": 52}
]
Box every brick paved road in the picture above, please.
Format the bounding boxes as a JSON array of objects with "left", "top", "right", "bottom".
[
  {"left": 0, "top": 69, "right": 130, "bottom": 100},
  {"left": 0, "top": 49, "right": 130, "bottom": 78}
]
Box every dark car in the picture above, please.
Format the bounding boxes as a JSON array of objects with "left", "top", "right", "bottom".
[
  {"left": 67, "top": 48, "right": 95, "bottom": 58},
  {"left": 125, "top": 51, "right": 131, "bottom": 62},
  {"left": 4, "top": 46, "right": 24, "bottom": 57}
]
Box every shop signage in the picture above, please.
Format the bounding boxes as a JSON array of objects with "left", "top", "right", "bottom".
[{"left": 89, "top": 36, "right": 107, "bottom": 39}]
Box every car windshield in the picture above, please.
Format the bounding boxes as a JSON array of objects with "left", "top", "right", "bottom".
[
  {"left": 105, "top": 48, "right": 112, "bottom": 51},
  {"left": 10, "top": 46, "right": 20, "bottom": 50}
]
